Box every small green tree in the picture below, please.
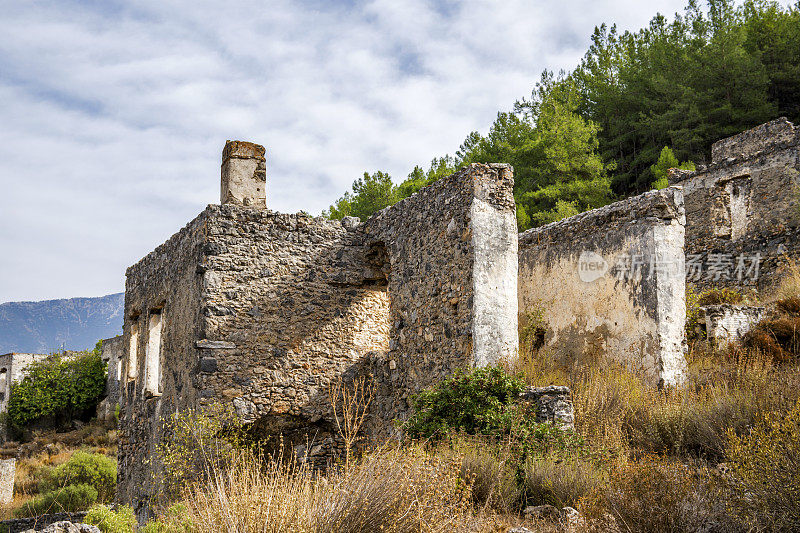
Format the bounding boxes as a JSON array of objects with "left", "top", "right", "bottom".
[
  {"left": 7, "top": 350, "right": 107, "bottom": 429},
  {"left": 324, "top": 171, "right": 398, "bottom": 221},
  {"left": 650, "top": 146, "right": 696, "bottom": 189}
]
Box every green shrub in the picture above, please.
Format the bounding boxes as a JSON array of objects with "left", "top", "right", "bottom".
[
  {"left": 40, "top": 451, "right": 117, "bottom": 501},
  {"left": 7, "top": 351, "right": 106, "bottom": 428},
  {"left": 140, "top": 504, "right": 192, "bottom": 533},
  {"left": 85, "top": 504, "right": 137, "bottom": 533},
  {"left": 14, "top": 483, "right": 98, "bottom": 517},
  {"left": 404, "top": 367, "right": 580, "bottom": 458},
  {"left": 404, "top": 367, "right": 526, "bottom": 439}
]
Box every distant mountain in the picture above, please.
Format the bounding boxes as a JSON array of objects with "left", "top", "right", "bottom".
[{"left": 0, "top": 293, "right": 124, "bottom": 354}]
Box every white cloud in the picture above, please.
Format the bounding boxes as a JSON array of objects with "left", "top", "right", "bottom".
[{"left": 0, "top": 0, "right": 692, "bottom": 302}]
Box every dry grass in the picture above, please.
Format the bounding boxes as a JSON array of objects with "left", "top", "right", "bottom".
[
  {"left": 584, "top": 455, "right": 696, "bottom": 533},
  {"left": 521, "top": 455, "right": 605, "bottom": 509},
  {"left": 770, "top": 259, "right": 800, "bottom": 303},
  {"left": 181, "top": 446, "right": 503, "bottom": 533},
  {"left": 0, "top": 419, "right": 118, "bottom": 519}
]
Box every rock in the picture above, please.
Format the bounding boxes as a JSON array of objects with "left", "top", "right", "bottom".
[
  {"left": 39, "top": 522, "right": 100, "bottom": 533},
  {"left": 563, "top": 506, "right": 580, "bottom": 526},
  {"left": 507, "top": 528, "right": 534, "bottom": 533},
  {"left": 518, "top": 386, "right": 575, "bottom": 429},
  {"left": 341, "top": 216, "right": 361, "bottom": 230},
  {"left": 524, "top": 504, "right": 561, "bottom": 520}
]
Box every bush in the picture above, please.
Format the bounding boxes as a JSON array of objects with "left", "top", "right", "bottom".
[
  {"left": 405, "top": 366, "right": 581, "bottom": 464},
  {"left": 40, "top": 451, "right": 117, "bottom": 502},
  {"left": 14, "top": 483, "right": 98, "bottom": 517},
  {"left": 405, "top": 367, "right": 526, "bottom": 439},
  {"left": 85, "top": 504, "right": 137, "bottom": 533},
  {"left": 157, "top": 403, "right": 246, "bottom": 499},
  {"left": 448, "top": 437, "right": 520, "bottom": 513},
  {"left": 7, "top": 351, "right": 106, "bottom": 429},
  {"left": 725, "top": 400, "right": 800, "bottom": 531},
  {"left": 171, "top": 447, "right": 491, "bottom": 533},
  {"left": 140, "top": 504, "right": 192, "bottom": 533}
]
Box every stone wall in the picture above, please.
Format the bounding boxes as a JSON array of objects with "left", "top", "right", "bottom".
[
  {"left": 97, "top": 336, "right": 122, "bottom": 421},
  {"left": 118, "top": 150, "right": 519, "bottom": 513},
  {"left": 0, "top": 353, "right": 49, "bottom": 414},
  {"left": 699, "top": 304, "right": 766, "bottom": 349},
  {"left": 363, "top": 163, "right": 518, "bottom": 421},
  {"left": 118, "top": 211, "right": 208, "bottom": 511},
  {"left": 0, "top": 512, "right": 88, "bottom": 533},
  {"left": 518, "top": 187, "right": 687, "bottom": 386},
  {"left": 518, "top": 386, "right": 574, "bottom": 429},
  {"left": 669, "top": 118, "right": 800, "bottom": 292}
]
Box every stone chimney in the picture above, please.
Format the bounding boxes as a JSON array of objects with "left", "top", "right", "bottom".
[{"left": 221, "top": 140, "right": 266, "bottom": 207}]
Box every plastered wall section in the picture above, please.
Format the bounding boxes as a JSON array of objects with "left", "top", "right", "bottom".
[
  {"left": 518, "top": 187, "right": 687, "bottom": 386},
  {"left": 669, "top": 118, "right": 800, "bottom": 292}
]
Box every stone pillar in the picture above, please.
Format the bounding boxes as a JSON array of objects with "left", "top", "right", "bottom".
[
  {"left": 221, "top": 141, "right": 267, "bottom": 207},
  {"left": 0, "top": 458, "right": 15, "bottom": 504}
]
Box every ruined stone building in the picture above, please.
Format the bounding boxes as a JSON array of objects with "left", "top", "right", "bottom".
[
  {"left": 670, "top": 117, "right": 800, "bottom": 291},
  {"left": 118, "top": 142, "right": 518, "bottom": 510},
  {"left": 0, "top": 353, "right": 49, "bottom": 414},
  {"left": 119, "top": 118, "right": 800, "bottom": 512},
  {"left": 97, "top": 336, "right": 123, "bottom": 422}
]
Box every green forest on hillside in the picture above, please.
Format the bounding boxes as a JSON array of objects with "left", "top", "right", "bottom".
[{"left": 324, "top": 0, "right": 800, "bottom": 231}]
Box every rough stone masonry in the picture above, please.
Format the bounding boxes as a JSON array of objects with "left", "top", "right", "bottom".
[
  {"left": 118, "top": 141, "right": 518, "bottom": 513},
  {"left": 669, "top": 117, "right": 800, "bottom": 292}
]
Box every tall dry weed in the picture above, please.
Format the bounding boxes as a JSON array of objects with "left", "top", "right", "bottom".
[{"left": 181, "top": 446, "right": 493, "bottom": 533}]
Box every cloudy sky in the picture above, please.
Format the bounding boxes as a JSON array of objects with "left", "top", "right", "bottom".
[{"left": 0, "top": 0, "right": 691, "bottom": 303}]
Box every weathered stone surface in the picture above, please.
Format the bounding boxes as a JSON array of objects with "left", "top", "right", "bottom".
[
  {"left": 37, "top": 522, "right": 100, "bottom": 533},
  {"left": 518, "top": 386, "right": 574, "bottom": 429},
  {"left": 518, "top": 187, "right": 687, "bottom": 386},
  {"left": 524, "top": 504, "right": 561, "bottom": 520},
  {"left": 195, "top": 340, "right": 236, "bottom": 349},
  {"left": 0, "top": 458, "right": 14, "bottom": 504},
  {"left": 669, "top": 118, "right": 800, "bottom": 292},
  {"left": 220, "top": 140, "right": 267, "bottom": 208},
  {"left": 699, "top": 304, "right": 766, "bottom": 349}
]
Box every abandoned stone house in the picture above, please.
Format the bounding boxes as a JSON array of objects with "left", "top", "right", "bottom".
[
  {"left": 118, "top": 119, "right": 799, "bottom": 511},
  {"left": 0, "top": 353, "right": 50, "bottom": 414},
  {"left": 669, "top": 117, "right": 800, "bottom": 292}
]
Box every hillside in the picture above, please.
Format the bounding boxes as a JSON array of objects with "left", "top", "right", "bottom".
[{"left": 0, "top": 293, "right": 124, "bottom": 354}]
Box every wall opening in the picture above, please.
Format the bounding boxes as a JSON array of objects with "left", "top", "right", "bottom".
[
  {"left": 144, "top": 309, "right": 163, "bottom": 396},
  {"left": 0, "top": 368, "right": 7, "bottom": 402},
  {"left": 713, "top": 175, "right": 751, "bottom": 239},
  {"left": 364, "top": 241, "right": 389, "bottom": 286},
  {"left": 127, "top": 316, "right": 140, "bottom": 381}
]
